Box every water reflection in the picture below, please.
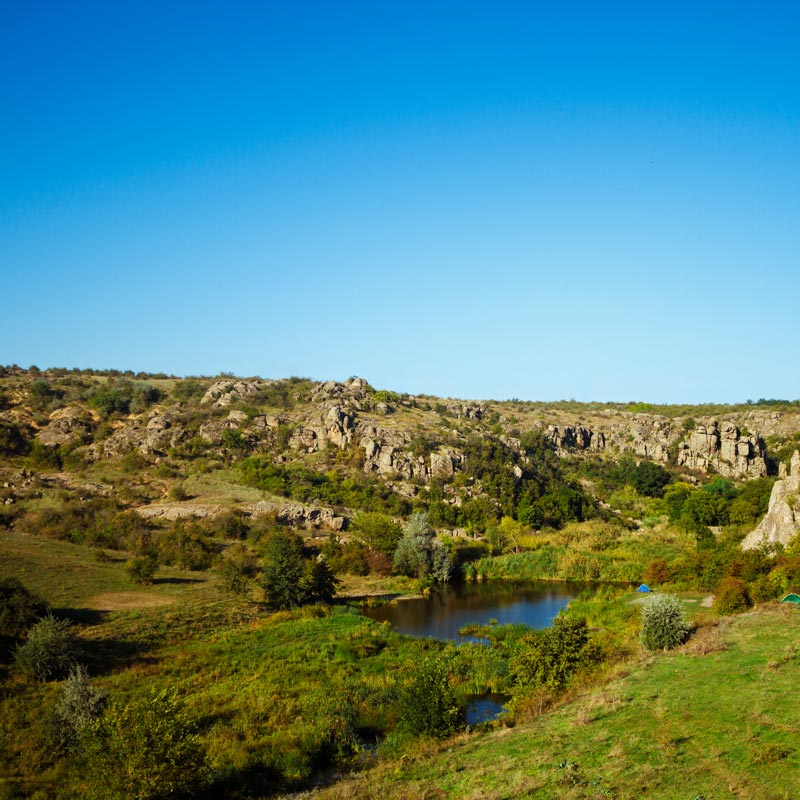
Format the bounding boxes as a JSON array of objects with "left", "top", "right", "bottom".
[
  {"left": 362, "top": 581, "right": 591, "bottom": 642},
  {"left": 466, "top": 692, "right": 511, "bottom": 725}
]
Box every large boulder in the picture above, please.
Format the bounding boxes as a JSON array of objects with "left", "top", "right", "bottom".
[{"left": 36, "top": 407, "right": 94, "bottom": 448}]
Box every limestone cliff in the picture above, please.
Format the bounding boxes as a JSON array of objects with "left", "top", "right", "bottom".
[
  {"left": 544, "top": 416, "right": 767, "bottom": 479},
  {"left": 741, "top": 451, "right": 800, "bottom": 551}
]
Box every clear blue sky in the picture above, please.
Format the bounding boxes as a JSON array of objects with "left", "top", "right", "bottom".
[{"left": 2, "top": 1, "right": 798, "bottom": 403}]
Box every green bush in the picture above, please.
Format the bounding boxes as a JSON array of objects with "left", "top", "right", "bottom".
[
  {"left": 0, "top": 420, "right": 30, "bottom": 456},
  {"left": 14, "top": 614, "right": 75, "bottom": 681},
  {"left": 127, "top": 554, "right": 158, "bottom": 584},
  {"left": 80, "top": 687, "right": 209, "bottom": 800},
  {"left": 511, "top": 615, "right": 597, "bottom": 691},
  {"left": 714, "top": 576, "right": 752, "bottom": 615},
  {"left": 48, "top": 664, "right": 106, "bottom": 753},
  {"left": 0, "top": 577, "right": 47, "bottom": 637},
  {"left": 397, "top": 655, "right": 465, "bottom": 739},
  {"left": 640, "top": 594, "right": 690, "bottom": 651}
]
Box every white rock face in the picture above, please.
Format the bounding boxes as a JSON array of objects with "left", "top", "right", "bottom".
[{"left": 741, "top": 451, "right": 800, "bottom": 551}]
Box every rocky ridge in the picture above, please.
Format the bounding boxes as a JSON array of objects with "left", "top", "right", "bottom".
[{"left": 16, "top": 378, "right": 792, "bottom": 484}]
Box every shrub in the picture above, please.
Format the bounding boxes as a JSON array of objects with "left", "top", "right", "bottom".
[
  {"left": 127, "top": 554, "right": 158, "bottom": 584},
  {"left": 80, "top": 687, "right": 209, "bottom": 800},
  {"left": 0, "top": 420, "right": 30, "bottom": 456},
  {"left": 0, "top": 577, "right": 47, "bottom": 637},
  {"left": 714, "top": 576, "right": 752, "bottom": 615},
  {"left": 397, "top": 655, "right": 465, "bottom": 739},
  {"left": 158, "top": 521, "right": 217, "bottom": 571},
  {"left": 640, "top": 594, "right": 690, "bottom": 651},
  {"left": 642, "top": 557, "right": 672, "bottom": 586},
  {"left": 217, "top": 557, "right": 250, "bottom": 595},
  {"left": 512, "top": 615, "right": 597, "bottom": 691},
  {"left": 14, "top": 614, "right": 75, "bottom": 681},
  {"left": 48, "top": 664, "right": 106, "bottom": 753}
]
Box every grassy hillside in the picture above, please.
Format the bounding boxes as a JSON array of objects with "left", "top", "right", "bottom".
[{"left": 316, "top": 605, "right": 800, "bottom": 800}]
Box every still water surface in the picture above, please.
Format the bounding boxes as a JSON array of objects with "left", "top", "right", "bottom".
[{"left": 362, "top": 580, "right": 591, "bottom": 643}]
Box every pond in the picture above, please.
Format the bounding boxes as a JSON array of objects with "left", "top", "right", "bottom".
[{"left": 361, "top": 580, "right": 592, "bottom": 643}]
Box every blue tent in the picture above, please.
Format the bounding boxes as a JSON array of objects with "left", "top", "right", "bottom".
[{"left": 637, "top": 584, "right": 652, "bottom": 593}]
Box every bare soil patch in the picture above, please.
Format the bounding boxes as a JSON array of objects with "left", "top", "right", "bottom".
[{"left": 86, "top": 592, "right": 175, "bottom": 611}]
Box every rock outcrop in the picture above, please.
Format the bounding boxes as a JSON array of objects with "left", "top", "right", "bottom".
[
  {"left": 92, "top": 410, "right": 186, "bottom": 458},
  {"left": 543, "top": 416, "right": 766, "bottom": 479},
  {"left": 741, "top": 451, "right": 800, "bottom": 551},
  {"left": 251, "top": 500, "right": 345, "bottom": 531},
  {"left": 200, "top": 379, "right": 270, "bottom": 408},
  {"left": 36, "top": 407, "right": 94, "bottom": 447},
  {"left": 676, "top": 421, "right": 767, "bottom": 478}
]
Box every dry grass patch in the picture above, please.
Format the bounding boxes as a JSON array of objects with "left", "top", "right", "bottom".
[
  {"left": 85, "top": 591, "right": 175, "bottom": 611},
  {"left": 680, "top": 619, "right": 729, "bottom": 656}
]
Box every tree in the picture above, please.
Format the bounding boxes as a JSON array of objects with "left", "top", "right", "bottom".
[
  {"left": 14, "top": 613, "right": 75, "bottom": 681},
  {"left": 49, "top": 664, "right": 106, "bottom": 753},
  {"left": 393, "top": 512, "right": 452, "bottom": 581},
  {"left": 127, "top": 553, "right": 158, "bottom": 584},
  {"left": 0, "top": 577, "right": 47, "bottom": 637},
  {"left": 512, "top": 615, "right": 596, "bottom": 692},
  {"left": 630, "top": 460, "right": 671, "bottom": 498},
  {"left": 261, "top": 531, "right": 308, "bottom": 609},
  {"left": 304, "top": 558, "right": 340, "bottom": 604},
  {"left": 350, "top": 512, "right": 402, "bottom": 559},
  {"left": 80, "top": 687, "right": 209, "bottom": 800},
  {"left": 397, "top": 655, "right": 465, "bottom": 738},
  {"left": 640, "top": 594, "right": 690, "bottom": 651}
]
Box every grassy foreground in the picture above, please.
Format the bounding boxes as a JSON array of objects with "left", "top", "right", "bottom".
[{"left": 316, "top": 605, "right": 800, "bottom": 800}]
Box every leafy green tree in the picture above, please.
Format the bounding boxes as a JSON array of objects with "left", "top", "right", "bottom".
[
  {"left": 397, "top": 655, "right": 465, "bottom": 738},
  {"left": 486, "top": 516, "right": 527, "bottom": 555},
  {"left": 261, "top": 531, "right": 308, "bottom": 609},
  {"left": 304, "top": 558, "right": 340, "bottom": 604},
  {"left": 640, "top": 594, "right": 690, "bottom": 651},
  {"left": 0, "top": 577, "right": 47, "bottom": 637},
  {"left": 630, "top": 460, "right": 671, "bottom": 497},
  {"left": 512, "top": 616, "right": 596, "bottom": 691},
  {"left": 14, "top": 614, "right": 75, "bottom": 681},
  {"left": 728, "top": 477, "right": 775, "bottom": 526},
  {"left": 350, "top": 512, "right": 402, "bottom": 559},
  {"left": 80, "top": 687, "right": 209, "bottom": 800}
]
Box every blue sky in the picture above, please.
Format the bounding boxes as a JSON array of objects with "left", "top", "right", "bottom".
[{"left": 2, "top": 1, "right": 798, "bottom": 403}]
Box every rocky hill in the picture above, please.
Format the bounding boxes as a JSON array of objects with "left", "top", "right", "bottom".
[{"left": 2, "top": 367, "right": 800, "bottom": 536}]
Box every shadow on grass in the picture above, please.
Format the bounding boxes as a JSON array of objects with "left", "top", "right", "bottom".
[
  {"left": 206, "top": 760, "right": 282, "bottom": 799},
  {"left": 152, "top": 577, "right": 204, "bottom": 585},
  {"left": 77, "top": 634, "right": 159, "bottom": 676},
  {"left": 52, "top": 606, "right": 109, "bottom": 626}
]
